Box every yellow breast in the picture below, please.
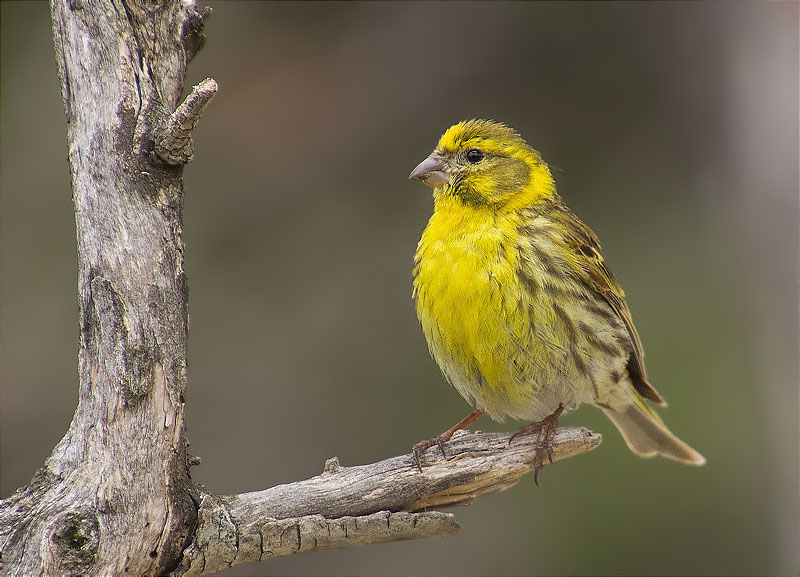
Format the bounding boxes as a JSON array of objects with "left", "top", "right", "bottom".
[{"left": 412, "top": 196, "right": 534, "bottom": 406}]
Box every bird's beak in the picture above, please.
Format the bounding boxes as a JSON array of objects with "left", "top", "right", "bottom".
[{"left": 409, "top": 155, "right": 449, "bottom": 188}]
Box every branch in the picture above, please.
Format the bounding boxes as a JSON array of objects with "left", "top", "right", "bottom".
[
  {"left": 174, "top": 426, "right": 601, "bottom": 575},
  {"left": 154, "top": 78, "right": 218, "bottom": 165}
]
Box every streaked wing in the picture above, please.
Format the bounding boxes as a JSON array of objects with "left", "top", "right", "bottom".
[{"left": 549, "top": 203, "right": 665, "bottom": 405}]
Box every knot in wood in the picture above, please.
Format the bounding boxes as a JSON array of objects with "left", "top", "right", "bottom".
[
  {"left": 322, "top": 456, "right": 342, "bottom": 475},
  {"left": 48, "top": 510, "right": 100, "bottom": 575}
]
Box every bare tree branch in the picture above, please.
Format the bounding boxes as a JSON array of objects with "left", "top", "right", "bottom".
[
  {"left": 175, "top": 427, "right": 601, "bottom": 575},
  {"left": 154, "top": 78, "right": 218, "bottom": 165},
  {"left": 179, "top": 509, "right": 459, "bottom": 576}
]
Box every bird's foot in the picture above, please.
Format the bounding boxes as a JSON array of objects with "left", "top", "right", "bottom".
[
  {"left": 508, "top": 403, "right": 564, "bottom": 486},
  {"left": 412, "top": 436, "right": 449, "bottom": 472},
  {"left": 411, "top": 409, "right": 485, "bottom": 472}
]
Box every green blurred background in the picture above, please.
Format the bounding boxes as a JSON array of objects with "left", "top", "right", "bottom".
[{"left": 2, "top": 2, "right": 797, "bottom": 575}]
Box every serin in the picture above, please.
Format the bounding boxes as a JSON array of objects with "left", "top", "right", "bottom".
[{"left": 409, "top": 119, "right": 705, "bottom": 481}]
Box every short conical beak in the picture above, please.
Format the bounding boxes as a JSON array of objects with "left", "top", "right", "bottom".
[{"left": 409, "top": 155, "right": 449, "bottom": 188}]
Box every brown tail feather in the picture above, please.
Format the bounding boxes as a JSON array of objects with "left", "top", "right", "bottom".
[{"left": 601, "top": 399, "right": 706, "bottom": 466}]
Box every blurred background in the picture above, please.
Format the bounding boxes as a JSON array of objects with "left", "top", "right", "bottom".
[{"left": 1, "top": 2, "right": 797, "bottom": 575}]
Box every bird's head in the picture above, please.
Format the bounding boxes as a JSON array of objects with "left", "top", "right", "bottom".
[{"left": 409, "top": 119, "right": 555, "bottom": 209}]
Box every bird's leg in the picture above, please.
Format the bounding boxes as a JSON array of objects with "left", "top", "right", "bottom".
[
  {"left": 412, "top": 409, "right": 485, "bottom": 471},
  {"left": 508, "top": 403, "right": 564, "bottom": 486}
]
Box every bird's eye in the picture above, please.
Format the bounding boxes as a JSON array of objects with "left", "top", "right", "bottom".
[{"left": 466, "top": 148, "right": 484, "bottom": 163}]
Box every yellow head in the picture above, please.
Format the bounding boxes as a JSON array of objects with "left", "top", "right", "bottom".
[{"left": 409, "top": 119, "right": 556, "bottom": 209}]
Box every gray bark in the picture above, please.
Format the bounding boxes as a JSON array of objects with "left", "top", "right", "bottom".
[
  {"left": 175, "top": 427, "right": 601, "bottom": 575},
  {"left": 0, "top": 2, "right": 602, "bottom": 575},
  {"left": 0, "top": 1, "right": 210, "bottom": 574}
]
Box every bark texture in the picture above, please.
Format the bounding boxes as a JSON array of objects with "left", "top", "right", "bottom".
[
  {"left": 175, "top": 427, "right": 601, "bottom": 575},
  {"left": 0, "top": 3, "right": 602, "bottom": 576},
  {"left": 0, "top": 1, "right": 211, "bottom": 574}
]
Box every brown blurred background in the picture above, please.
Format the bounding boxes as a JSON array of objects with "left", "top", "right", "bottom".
[{"left": 1, "top": 2, "right": 797, "bottom": 575}]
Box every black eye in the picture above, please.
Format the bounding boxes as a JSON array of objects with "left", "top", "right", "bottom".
[{"left": 466, "top": 148, "right": 484, "bottom": 163}]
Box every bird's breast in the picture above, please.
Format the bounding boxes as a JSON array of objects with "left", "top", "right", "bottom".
[
  {"left": 413, "top": 205, "right": 529, "bottom": 394},
  {"left": 412, "top": 204, "right": 612, "bottom": 421}
]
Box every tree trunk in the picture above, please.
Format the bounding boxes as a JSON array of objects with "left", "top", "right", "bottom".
[
  {"left": 0, "top": 3, "right": 601, "bottom": 575},
  {"left": 0, "top": 1, "right": 209, "bottom": 574}
]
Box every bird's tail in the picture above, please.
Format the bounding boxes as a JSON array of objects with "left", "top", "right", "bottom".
[{"left": 601, "top": 395, "right": 706, "bottom": 466}]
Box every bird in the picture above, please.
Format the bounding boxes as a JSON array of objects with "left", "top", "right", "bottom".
[{"left": 408, "top": 119, "right": 705, "bottom": 482}]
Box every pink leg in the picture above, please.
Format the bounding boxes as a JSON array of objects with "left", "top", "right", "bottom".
[
  {"left": 412, "top": 409, "right": 485, "bottom": 471},
  {"left": 508, "top": 403, "right": 564, "bottom": 486}
]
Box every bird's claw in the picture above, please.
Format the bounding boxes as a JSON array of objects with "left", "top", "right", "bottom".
[
  {"left": 411, "top": 409, "right": 486, "bottom": 472},
  {"left": 411, "top": 435, "right": 449, "bottom": 471},
  {"left": 508, "top": 403, "right": 564, "bottom": 486}
]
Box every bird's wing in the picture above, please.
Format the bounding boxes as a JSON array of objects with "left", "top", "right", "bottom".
[{"left": 550, "top": 204, "right": 666, "bottom": 405}]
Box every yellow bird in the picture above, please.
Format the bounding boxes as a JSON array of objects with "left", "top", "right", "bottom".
[{"left": 409, "top": 119, "right": 705, "bottom": 480}]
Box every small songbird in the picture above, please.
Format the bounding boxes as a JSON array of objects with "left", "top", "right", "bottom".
[{"left": 409, "top": 119, "right": 705, "bottom": 480}]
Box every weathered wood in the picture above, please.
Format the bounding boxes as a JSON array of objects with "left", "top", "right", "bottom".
[
  {"left": 154, "top": 77, "right": 218, "bottom": 165},
  {"left": 178, "top": 508, "right": 460, "bottom": 576},
  {"left": 175, "top": 427, "right": 601, "bottom": 575},
  {"left": 0, "top": 1, "right": 212, "bottom": 574}
]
